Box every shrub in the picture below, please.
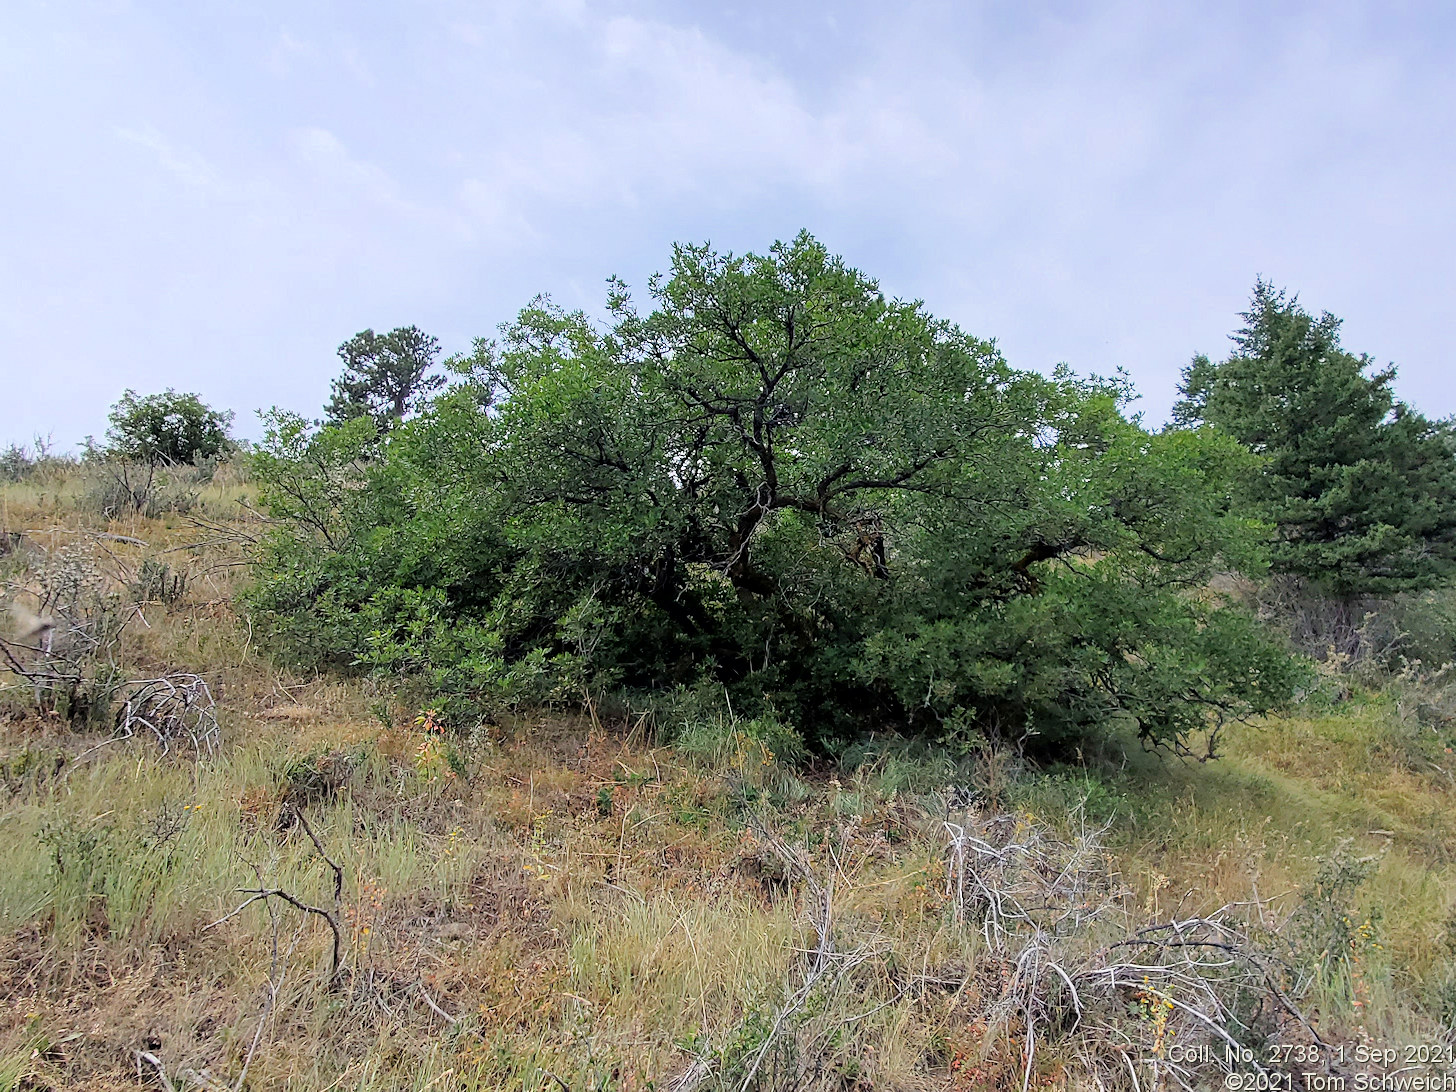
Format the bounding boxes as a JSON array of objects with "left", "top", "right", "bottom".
[
  {"left": 129, "top": 558, "right": 188, "bottom": 605},
  {"left": 75, "top": 459, "right": 209, "bottom": 518},
  {"left": 0, "top": 437, "right": 71, "bottom": 484},
  {"left": 1377, "top": 586, "right": 1456, "bottom": 670},
  {"left": 100, "top": 388, "right": 234, "bottom": 466},
  {"left": 0, "top": 545, "right": 127, "bottom": 729},
  {"left": 1283, "top": 841, "right": 1383, "bottom": 1007},
  {"left": 1252, "top": 574, "right": 1456, "bottom": 687},
  {"left": 245, "top": 233, "right": 1305, "bottom": 755},
  {"left": 0, "top": 443, "right": 33, "bottom": 483}
]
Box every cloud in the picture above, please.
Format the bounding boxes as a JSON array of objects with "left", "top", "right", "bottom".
[
  {"left": 442, "top": 6, "right": 959, "bottom": 267},
  {"left": 289, "top": 127, "right": 410, "bottom": 210},
  {"left": 265, "top": 27, "right": 314, "bottom": 76},
  {"left": 114, "top": 125, "right": 221, "bottom": 190},
  {"left": 1, "top": 0, "right": 1452, "bottom": 447}
]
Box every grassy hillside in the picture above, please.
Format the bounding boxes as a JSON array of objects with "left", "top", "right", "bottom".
[{"left": 2, "top": 471, "right": 1455, "bottom": 1090}]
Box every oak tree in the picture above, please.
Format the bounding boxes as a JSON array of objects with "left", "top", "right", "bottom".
[{"left": 251, "top": 235, "right": 1301, "bottom": 755}]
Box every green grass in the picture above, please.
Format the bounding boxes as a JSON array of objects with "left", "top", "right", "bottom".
[{"left": 4, "top": 472, "right": 1456, "bottom": 1088}]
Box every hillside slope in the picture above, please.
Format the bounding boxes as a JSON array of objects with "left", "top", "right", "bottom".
[{"left": 1, "top": 477, "right": 1454, "bottom": 1090}]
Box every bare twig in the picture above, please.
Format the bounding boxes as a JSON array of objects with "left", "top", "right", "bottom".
[
  {"left": 933, "top": 809, "right": 1335, "bottom": 1091},
  {"left": 207, "top": 887, "right": 342, "bottom": 976},
  {"left": 135, "top": 1049, "right": 177, "bottom": 1092},
  {"left": 420, "top": 985, "right": 459, "bottom": 1025},
  {"left": 290, "top": 806, "right": 344, "bottom": 903},
  {"left": 116, "top": 673, "right": 221, "bottom": 756}
]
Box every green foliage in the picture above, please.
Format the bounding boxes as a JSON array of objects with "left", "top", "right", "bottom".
[
  {"left": 101, "top": 388, "right": 234, "bottom": 466},
  {"left": 37, "top": 813, "right": 118, "bottom": 938},
  {"left": 1285, "top": 840, "right": 1383, "bottom": 1002},
  {"left": 1388, "top": 587, "right": 1456, "bottom": 668},
  {"left": 0, "top": 746, "right": 67, "bottom": 796},
  {"left": 34, "top": 801, "right": 205, "bottom": 945},
  {"left": 247, "top": 409, "right": 377, "bottom": 552},
  {"left": 247, "top": 233, "right": 1302, "bottom": 755},
  {"left": 0, "top": 445, "right": 28, "bottom": 483},
  {"left": 1175, "top": 281, "right": 1456, "bottom": 599},
  {"left": 325, "top": 325, "right": 445, "bottom": 428},
  {"left": 656, "top": 681, "right": 806, "bottom": 769}
]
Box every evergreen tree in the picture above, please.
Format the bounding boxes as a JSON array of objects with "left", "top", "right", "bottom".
[
  {"left": 325, "top": 326, "right": 444, "bottom": 428},
  {"left": 1175, "top": 281, "right": 1456, "bottom": 599}
]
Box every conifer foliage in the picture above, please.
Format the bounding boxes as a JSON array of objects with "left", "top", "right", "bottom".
[
  {"left": 1175, "top": 281, "right": 1456, "bottom": 600},
  {"left": 325, "top": 326, "right": 444, "bottom": 429}
]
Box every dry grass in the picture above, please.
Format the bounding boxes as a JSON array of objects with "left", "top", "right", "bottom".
[{"left": 2, "top": 477, "right": 1455, "bottom": 1090}]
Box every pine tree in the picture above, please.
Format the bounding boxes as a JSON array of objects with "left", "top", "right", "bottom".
[{"left": 325, "top": 326, "right": 444, "bottom": 429}]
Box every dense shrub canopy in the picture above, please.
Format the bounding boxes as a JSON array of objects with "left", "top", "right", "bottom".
[
  {"left": 247, "top": 233, "right": 1302, "bottom": 754},
  {"left": 102, "top": 389, "right": 234, "bottom": 466}
]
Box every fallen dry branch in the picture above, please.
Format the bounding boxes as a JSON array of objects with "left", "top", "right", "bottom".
[
  {"left": 288, "top": 804, "right": 344, "bottom": 903},
  {"left": 941, "top": 810, "right": 1324, "bottom": 1091},
  {"left": 943, "top": 809, "right": 1118, "bottom": 945},
  {"left": 419, "top": 984, "right": 459, "bottom": 1025},
  {"left": 117, "top": 672, "right": 221, "bottom": 755},
  {"left": 667, "top": 819, "right": 893, "bottom": 1092},
  {"left": 207, "top": 887, "right": 343, "bottom": 977},
  {"left": 134, "top": 1049, "right": 176, "bottom": 1092}
]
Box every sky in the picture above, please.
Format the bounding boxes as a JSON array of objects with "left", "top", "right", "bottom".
[{"left": 2, "top": 0, "right": 1453, "bottom": 449}]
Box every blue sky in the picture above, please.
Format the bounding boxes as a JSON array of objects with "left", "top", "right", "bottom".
[{"left": 2, "top": 0, "right": 1452, "bottom": 448}]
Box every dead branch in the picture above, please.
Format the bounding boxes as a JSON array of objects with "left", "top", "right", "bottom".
[
  {"left": 934, "top": 810, "right": 1340, "bottom": 1090},
  {"left": 207, "top": 887, "right": 342, "bottom": 976},
  {"left": 116, "top": 673, "right": 221, "bottom": 755},
  {"left": 419, "top": 984, "right": 459, "bottom": 1025},
  {"left": 288, "top": 805, "right": 344, "bottom": 904},
  {"left": 135, "top": 1050, "right": 177, "bottom": 1092},
  {"left": 727, "top": 821, "right": 888, "bottom": 1092}
]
